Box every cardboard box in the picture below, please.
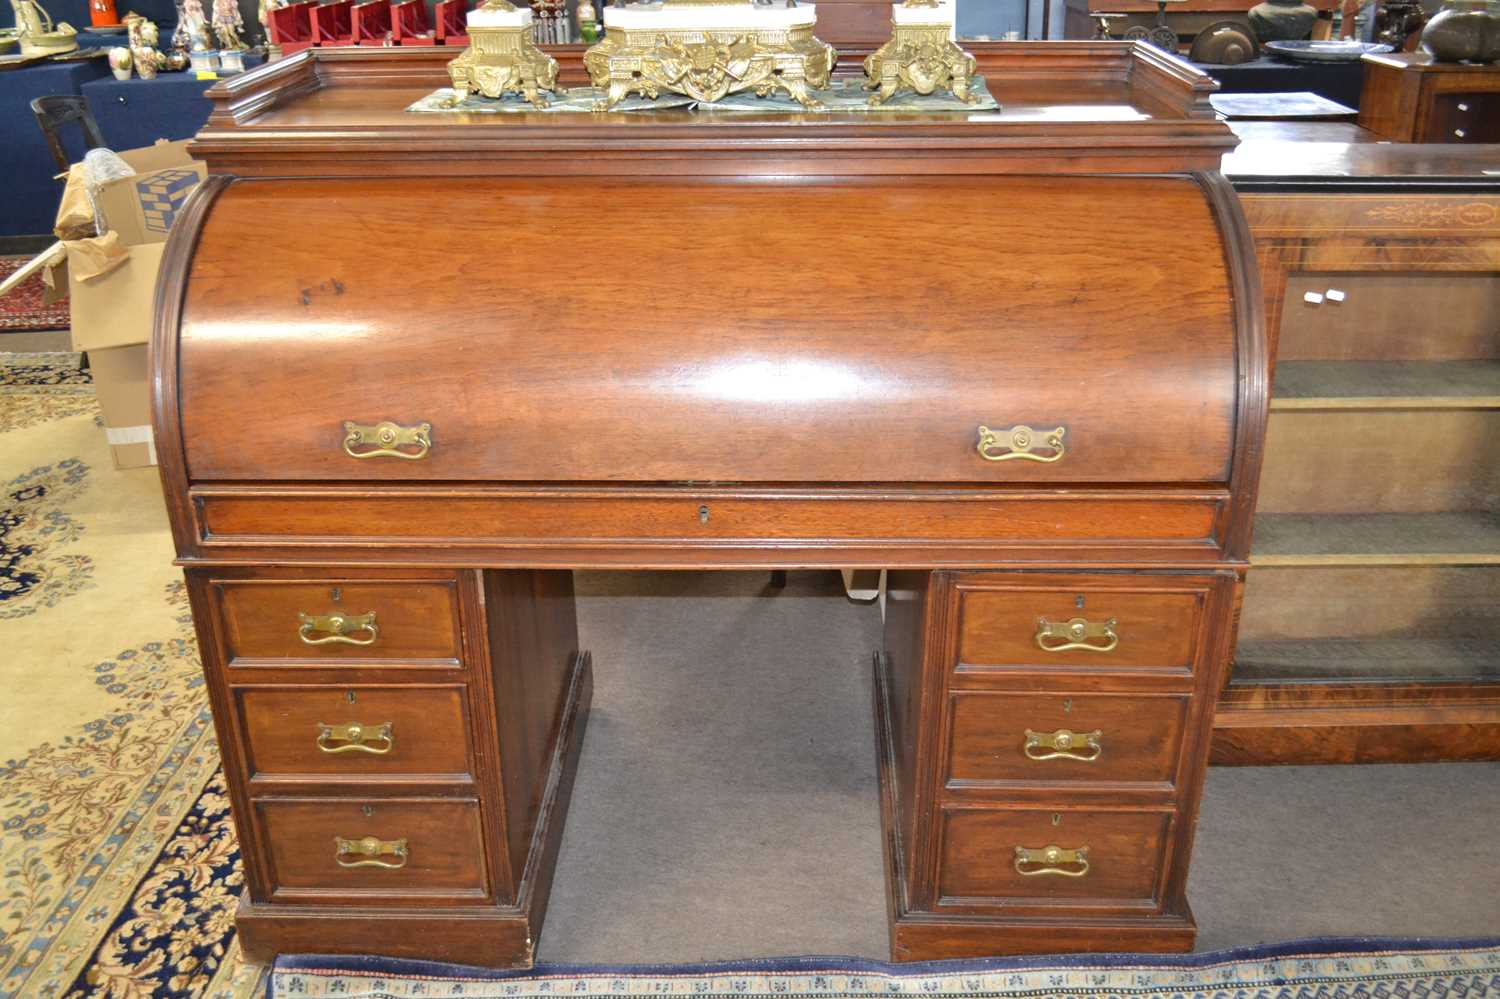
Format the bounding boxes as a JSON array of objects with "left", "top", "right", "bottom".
[
  {"left": 65, "top": 241, "right": 168, "bottom": 470},
  {"left": 86, "top": 345, "right": 157, "bottom": 469},
  {"left": 94, "top": 141, "right": 207, "bottom": 246},
  {"left": 57, "top": 140, "right": 204, "bottom": 470},
  {"left": 56, "top": 141, "right": 207, "bottom": 247}
]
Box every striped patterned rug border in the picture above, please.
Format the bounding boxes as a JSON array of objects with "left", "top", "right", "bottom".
[{"left": 271, "top": 937, "right": 1500, "bottom": 999}]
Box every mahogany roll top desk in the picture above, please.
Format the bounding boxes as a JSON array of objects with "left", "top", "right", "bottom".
[{"left": 153, "top": 42, "right": 1267, "bottom": 967}]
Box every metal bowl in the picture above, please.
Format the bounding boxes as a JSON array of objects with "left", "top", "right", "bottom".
[
  {"left": 1190, "top": 19, "right": 1259, "bottom": 64},
  {"left": 1263, "top": 39, "right": 1394, "bottom": 61}
]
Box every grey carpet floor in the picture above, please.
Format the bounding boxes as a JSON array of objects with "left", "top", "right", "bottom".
[{"left": 538, "top": 570, "right": 1500, "bottom": 964}]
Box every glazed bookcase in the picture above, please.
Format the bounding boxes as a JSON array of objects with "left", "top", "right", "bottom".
[{"left": 1215, "top": 184, "right": 1500, "bottom": 764}]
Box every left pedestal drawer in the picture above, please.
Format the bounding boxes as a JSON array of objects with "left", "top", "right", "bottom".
[
  {"left": 211, "top": 578, "right": 463, "bottom": 664},
  {"left": 251, "top": 797, "right": 492, "bottom": 904},
  {"left": 234, "top": 684, "right": 474, "bottom": 781}
]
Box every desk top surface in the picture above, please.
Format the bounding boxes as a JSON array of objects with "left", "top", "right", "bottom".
[
  {"left": 188, "top": 43, "right": 1500, "bottom": 184},
  {"left": 1224, "top": 121, "right": 1500, "bottom": 185},
  {"left": 194, "top": 42, "right": 1248, "bottom": 175}
]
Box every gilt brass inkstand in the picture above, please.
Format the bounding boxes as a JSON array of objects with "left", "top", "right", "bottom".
[
  {"left": 446, "top": 0, "right": 560, "bottom": 108},
  {"left": 863, "top": 0, "right": 980, "bottom": 105},
  {"left": 582, "top": 0, "right": 837, "bottom": 110}
]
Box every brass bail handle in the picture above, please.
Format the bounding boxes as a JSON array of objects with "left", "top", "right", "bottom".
[
  {"left": 343, "top": 420, "right": 432, "bottom": 460},
  {"left": 298, "top": 611, "right": 379, "bottom": 646},
  {"left": 317, "top": 721, "right": 395, "bottom": 754},
  {"left": 333, "top": 835, "right": 409, "bottom": 869},
  {"left": 1035, "top": 616, "right": 1118, "bottom": 653},
  {"left": 1014, "top": 844, "right": 1090, "bottom": 878},
  {"left": 1024, "top": 728, "right": 1103, "bottom": 762},
  {"left": 976, "top": 424, "right": 1066, "bottom": 463}
]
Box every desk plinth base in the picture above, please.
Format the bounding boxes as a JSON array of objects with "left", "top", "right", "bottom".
[{"left": 235, "top": 650, "right": 593, "bottom": 968}]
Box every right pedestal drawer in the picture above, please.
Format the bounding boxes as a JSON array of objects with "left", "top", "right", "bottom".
[
  {"left": 937, "top": 806, "right": 1173, "bottom": 908},
  {"left": 954, "top": 581, "right": 1207, "bottom": 674},
  {"left": 947, "top": 691, "right": 1189, "bottom": 787}
]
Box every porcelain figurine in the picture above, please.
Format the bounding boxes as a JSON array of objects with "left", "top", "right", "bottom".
[
  {"left": 176, "top": 0, "right": 213, "bottom": 52},
  {"left": 108, "top": 44, "right": 132, "bottom": 78},
  {"left": 212, "top": 0, "right": 248, "bottom": 50},
  {"left": 125, "top": 12, "right": 169, "bottom": 75}
]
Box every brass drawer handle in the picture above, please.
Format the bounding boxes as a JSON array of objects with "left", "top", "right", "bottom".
[
  {"left": 1014, "top": 844, "right": 1090, "bottom": 878},
  {"left": 298, "top": 611, "right": 379, "bottom": 646},
  {"left": 1024, "top": 728, "right": 1102, "bottom": 762},
  {"left": 317, "top": 721, "right": 394, "bottom": 754},
  {"left": 334, "top": 835, "right": 408, "bottom": 869},
  {"left": 342, "top": 420, "right": 432, "bottom": 460},
  {"left": 976, "top": 425, "right": 1065, "bottom": 463},
  {"left": 1035, "top": 616, "right": 1118, "bottom": 653}
]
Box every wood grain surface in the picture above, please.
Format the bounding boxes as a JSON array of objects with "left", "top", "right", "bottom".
[
  {"left": 177, "top": 176, "right": 1236, "bottom": 485},
  {"left": 946, "top": 690, "right": 1189, "bottom": 788}
]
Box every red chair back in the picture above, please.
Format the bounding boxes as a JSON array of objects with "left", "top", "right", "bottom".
[
  {"left": 390, "top": 0, "right": 436, "bottom": 43},
  {"left": 352, "top": 0, "right": 391, "bottom": 43},
  {"left": 435, "top": 0, "right": 468, "bottom": 43}
]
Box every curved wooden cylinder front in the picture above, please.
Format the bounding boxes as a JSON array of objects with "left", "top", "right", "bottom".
[{"left": 172, "top": 175, "right": 1240, "bottom": 487}]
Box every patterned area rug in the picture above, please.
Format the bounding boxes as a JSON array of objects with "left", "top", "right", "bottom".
[
  {"left": 0, "top": 257, "right": 70, "bottom": 332},
  {"left": 272, "top": 938, "right": 1500, "bottom": 999},
  {"left": 0, "top": 353, "right": 265, "bottom": 999}
]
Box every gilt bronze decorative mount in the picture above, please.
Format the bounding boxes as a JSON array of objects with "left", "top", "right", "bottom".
[
  {"left": 863, "top": 0, "right": 981, "bottom": 106},
  {"left": 583, "top": 0, "right": 836, "bottom": 109},
  {"left": 447, "top": 0, "right": 560, "bottom": 108}
]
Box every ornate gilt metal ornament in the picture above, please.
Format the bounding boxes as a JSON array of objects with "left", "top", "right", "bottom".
[
  {"left": 863, "top": 0, "right": 980, "bottom": 106},
  {"left": 976, "top": 424, "right": 1065, "bottom": 462},
  {"left": 1014, "top": 844, "right": 1090, "bottom": 877},
  {"left": 1035, "top": 616, "right": 1119, "bottom": 653},
  {"left": 1024, "top": 727, "right": 1104, "bottom": 761},
  {"left": 447, "top": 0, "right": 560, "bottom": 108},
  {"left": 583, "top": 0, "right": 836, "bottom": 109}
]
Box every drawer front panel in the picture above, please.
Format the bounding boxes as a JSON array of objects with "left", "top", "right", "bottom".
[
  {"left": 947, "top": 691, "right": 1188, "bottom": 786},
  {"left": 957, "top": 585, "right": 1203, "bottom": 671},
  {"left": 194, "top": 490, "right": 1226, "bottom": 552},
  {"left": 1278, "top": 273, "right": 1500, "bottom": 361},
  {"left": 180, "top": 176, "right": 1237, "bottom": 485},
  {"left": 236, "top": 685, "right": 472, "bottom": 780},
  {"left": 255, "top": 798, "right": 488, "bottom": 901},
  {"left": 214, "top": 579, "right": 462, "bottom": 662},
  {"left": 938, "top": 807, "right": 1170, "bottom": 906}
]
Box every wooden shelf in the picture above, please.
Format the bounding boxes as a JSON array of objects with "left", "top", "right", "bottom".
[
  {"left": 1252, "top": 512, "right": 1500, "bottom": 566},
  {"left": 1233, "top": 637, "right": 1497, "bottom": 684},
  {"left": 1271, "top": 360, "right": 1500, "bottom": 411}
]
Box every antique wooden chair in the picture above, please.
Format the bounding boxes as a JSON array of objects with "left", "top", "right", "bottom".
[{"left": 30, "top": 95, "right": 106, "bottom": 174}]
